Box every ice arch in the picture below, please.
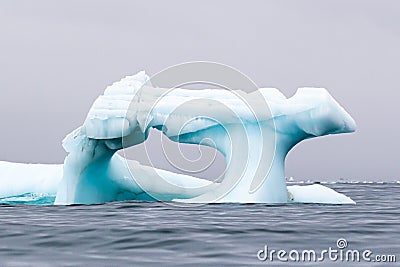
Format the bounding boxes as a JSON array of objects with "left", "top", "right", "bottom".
[{"left": 51, "top": 71, "right": 356, "bottom": 205}]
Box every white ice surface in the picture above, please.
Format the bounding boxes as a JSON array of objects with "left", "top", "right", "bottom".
[
  {"left": 0, "top": 161, "right": 62, "bottom": 198},
  {"left": 287, "top": 184, "right": 355, "bottom": 204}
]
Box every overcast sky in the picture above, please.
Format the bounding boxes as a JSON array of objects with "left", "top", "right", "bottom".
[{"left": 0, "top": 1, "right": 399, "bottom": 181}]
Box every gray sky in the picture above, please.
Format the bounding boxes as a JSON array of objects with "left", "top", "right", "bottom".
[{"left": 0, "top": 0, "right": 399, "bottom": 181}]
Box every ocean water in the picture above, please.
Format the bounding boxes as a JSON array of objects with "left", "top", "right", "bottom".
[{"left": 0, "top": 182, "right": 398, "bottom": 266}]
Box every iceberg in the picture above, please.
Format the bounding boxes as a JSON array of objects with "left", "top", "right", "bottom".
[{"left": 0, "top": 71, "right": 357, "bottom": 205}]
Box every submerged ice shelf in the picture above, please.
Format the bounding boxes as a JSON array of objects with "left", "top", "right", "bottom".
[{"left": 0, "top": 71, "right": 356, "bottom": 205}]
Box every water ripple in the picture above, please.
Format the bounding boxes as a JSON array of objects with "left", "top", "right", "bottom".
[{"left": 0, "top": 184, "right": 398, "bottom": 266}]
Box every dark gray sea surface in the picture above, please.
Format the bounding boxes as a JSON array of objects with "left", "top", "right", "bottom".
[{"left": 0, "top": 183, "right": 399, "bottom": 266}]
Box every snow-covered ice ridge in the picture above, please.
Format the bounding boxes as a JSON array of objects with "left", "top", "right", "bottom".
[{"left": 0, "top": 71, "right": 356, "bottom": 205}]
